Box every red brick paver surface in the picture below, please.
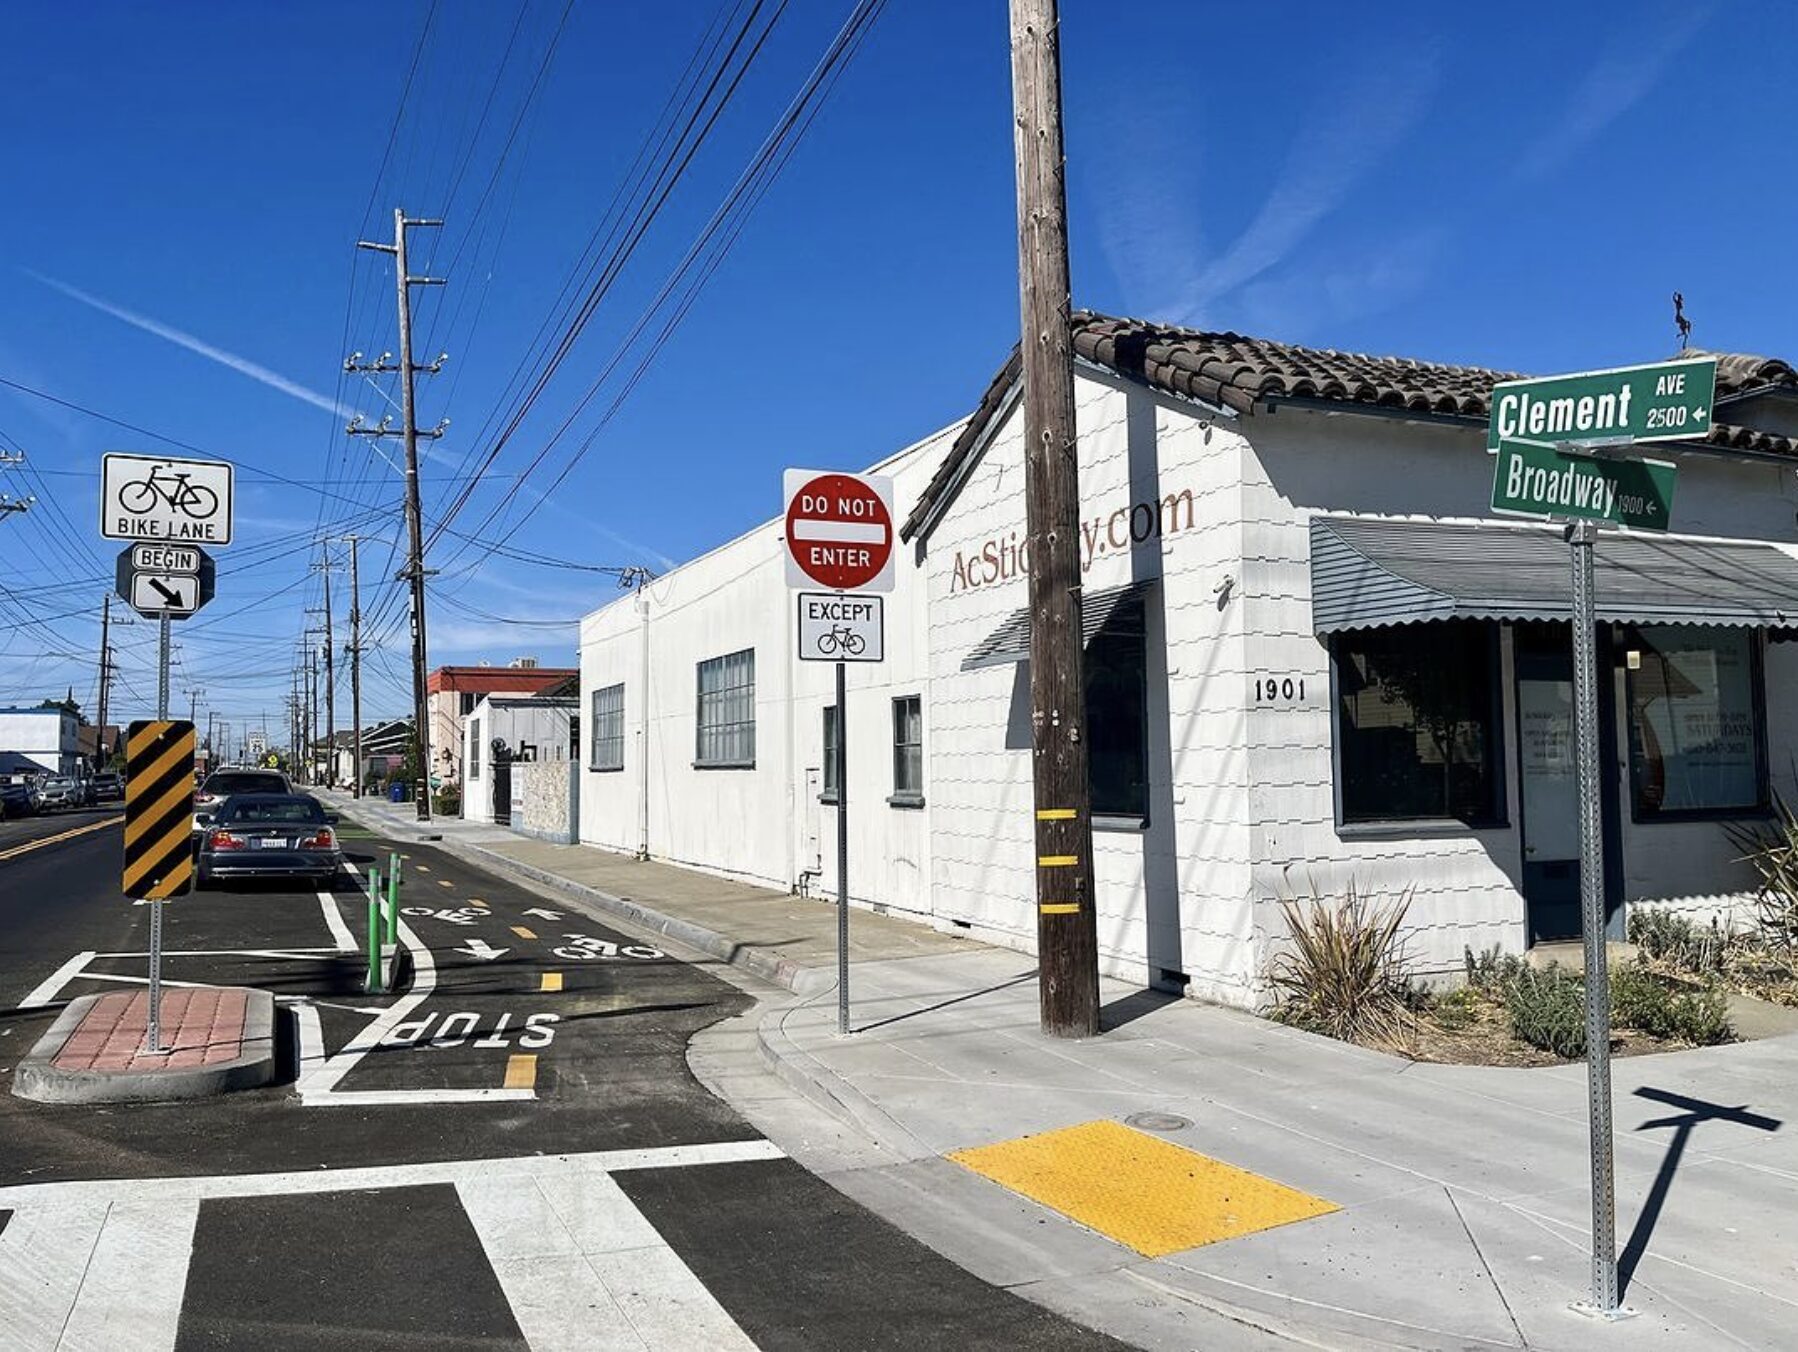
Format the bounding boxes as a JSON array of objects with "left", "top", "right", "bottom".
[{"left": 52, "top": 987, "right": 250, "bottom": 1072}]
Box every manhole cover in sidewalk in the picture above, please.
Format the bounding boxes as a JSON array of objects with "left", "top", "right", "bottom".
[{"left": 1124, "top": 1112, "right": 1191, "bottom": 1132}]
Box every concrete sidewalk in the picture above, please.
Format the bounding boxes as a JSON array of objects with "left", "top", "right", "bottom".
[{"left": 324, "top": 790, "right": 1798, "bottom": 1351}]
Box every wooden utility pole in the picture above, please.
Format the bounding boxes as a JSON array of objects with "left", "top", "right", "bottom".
[
  {"left": 352, "top": 209, "right": 446, "bottom": 821},
  {"left": 1010, "top": 0, "right": 1099, "bottom": 1037},
  {"left": 94, "top": 594, "right": 112, "bottom": 769},
  {"left": 342, "top": 534, "right": 365, "bottom": 798},
  {"left": 313, "top": 553, "right": 337, "bottom": 786}
]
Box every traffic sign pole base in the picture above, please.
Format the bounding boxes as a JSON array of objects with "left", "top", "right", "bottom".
[{"left": 1569, "top": 1301, "right": 1638, "bottom": 1322}]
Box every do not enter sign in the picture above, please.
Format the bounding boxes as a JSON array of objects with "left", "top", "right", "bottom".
[{"left": 783, "top": 469, "right": 895, "bottom": 592}]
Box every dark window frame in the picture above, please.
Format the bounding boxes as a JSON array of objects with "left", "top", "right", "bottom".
[
  {"left": 820, "top": 704, "right": 841, "bottom": 803},
  {"left": 890, "top": 694, "right": 923, "bottom": 807},
  {"left": 589, "top": 683, "right": 626, "bottom": 772},
  {"left": 1330, "top": 621, "right": 1507, "bottom": 831},
  {"left": 1086, "top": 606, "right": 1149, "bottom": 824},
  {"left": 1625, "top": 625, "right": 1771, "bottom": 823},
  {"left": 694, "top": 648, "right": 756, "bottom": 769}
]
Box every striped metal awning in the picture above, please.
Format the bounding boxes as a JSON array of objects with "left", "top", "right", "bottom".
[
  {"left": 960, "top": 580, "right": 1152, "bottom": 671},
  {"left": 1310, "top": 515, "right": 1798, "bottom": 634}
]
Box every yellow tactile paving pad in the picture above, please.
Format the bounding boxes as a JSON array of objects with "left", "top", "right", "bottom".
[{"left": 948, "top": 1119, "right": 1338, "bottom": 1257}]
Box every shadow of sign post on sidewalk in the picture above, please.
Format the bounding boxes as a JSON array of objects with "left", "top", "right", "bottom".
[{"left": 1620, "top": 1086, "right": 1781, "bottom": 1298}]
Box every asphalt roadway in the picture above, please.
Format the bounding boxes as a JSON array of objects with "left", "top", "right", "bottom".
[{"left": 0, "top": 811, "right": 1127, "bottom": 1351}]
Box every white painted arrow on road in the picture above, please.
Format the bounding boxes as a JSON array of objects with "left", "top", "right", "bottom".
[
  {"left": 522, "top": 907, "right": 565, "bottom": 921},
  {"left": 454, "top": 939, "right": 509, "bottom": 961}
]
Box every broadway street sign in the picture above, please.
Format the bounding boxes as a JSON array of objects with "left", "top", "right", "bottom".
[
  {"left": 1487, "top": 357, "right": 1716, "bottom": 450},
  {"left": 1490, "top": 439, "right": 1677, "bottom": 532}
]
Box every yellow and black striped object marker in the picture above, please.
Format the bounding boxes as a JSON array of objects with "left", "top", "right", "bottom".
[{"left": 124, "top": 719, "right": 196, "bottom": 900}]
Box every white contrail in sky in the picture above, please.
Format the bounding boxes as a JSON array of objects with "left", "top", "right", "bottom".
[{"left": 25, "top": 269, "right": 355, "bottom": 419}]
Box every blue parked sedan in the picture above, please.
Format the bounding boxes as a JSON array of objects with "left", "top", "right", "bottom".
[{"left": 195, "top": 794, "right": 344, "bottom": 890}]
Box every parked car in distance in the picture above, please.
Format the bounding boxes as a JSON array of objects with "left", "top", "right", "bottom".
[
  {"left": 0, "top": 782, "right": 37, "bottom": 819},
  {"left": 92, "top": 773, "right": 125, "bottom": 802},
  {"left": 38, "top": 776, "right": 92, "bottom": 809},
  {"left": 193, "top": 768, "right": 292, "bottom": 825},
  {"left": 194, "top": 794, "right": 342, "bottom": 890}
]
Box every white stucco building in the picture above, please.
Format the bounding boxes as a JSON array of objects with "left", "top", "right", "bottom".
[
  {"left": 0, "top": 706, "right": 82, "bottom": 775},
  {"left": 577, "top": 313, "right": 1798, "bottom": 1008}
]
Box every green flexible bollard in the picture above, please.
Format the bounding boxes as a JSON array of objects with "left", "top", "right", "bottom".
[
  {"left": 366, "top": 866, "right": 383, "bottom": 994},
  {"left": 384, "top": 854, "right": 399, "bottom": 945}
]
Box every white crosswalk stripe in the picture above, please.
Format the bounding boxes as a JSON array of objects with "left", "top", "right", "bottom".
[{"left": 0, "top": 1142, "right": 782, "bottom": 1351}]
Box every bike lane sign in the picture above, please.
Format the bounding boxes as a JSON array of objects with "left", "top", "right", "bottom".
[
  {"left": 798, "top": 591, "right": 884, "bottom": 662},
  {"left": 101, "top": 452, "right": 235, "bottom": 545}
]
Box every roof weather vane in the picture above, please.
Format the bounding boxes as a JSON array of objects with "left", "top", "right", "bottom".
[{"left": 1673, "top": 291, "right": 1692, "bottom": 350}]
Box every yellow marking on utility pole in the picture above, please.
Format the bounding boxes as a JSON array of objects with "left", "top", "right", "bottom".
[
  {"left": 511, "top": 926, "right": 537, "bottom": 940},
  {"left": 1039, "top": 903, "right": 1081, "bottom": 915},
  {"left": 539, "top": 972, "right": 563, "bottom": 992},
  {"left": 1037, "top": 855, "right": 1078, "bottom": 867},
  {"left": 503, "top": 1054, "right": 537, "bottom": 1090},
  {"left": 1036, "top": 808, "right": 1077, "bottom": 820}
]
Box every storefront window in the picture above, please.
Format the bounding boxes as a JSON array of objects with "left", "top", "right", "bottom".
[
  {"left": 1333, "top": 621, "right": 1502, "bottom": 825},
  {"left": 1087, "top": 611, "right": 1147, "bottom": 821},
  {"left": 1627, "top": 626, "right": 1765, "bottom": 818}
]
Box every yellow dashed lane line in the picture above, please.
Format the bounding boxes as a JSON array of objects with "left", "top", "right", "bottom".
[
  {"left": 503, "top": 1054, "right": 537, "bottom": 1090},
  {"left": 511, "top": 926, "right": 537, "bottom": 940},
  {"left": 949, "top": 1119, "right": 1337, "bottom": 1257},
  {"left": 540, "top": 972, "right": 563, "bottom": 992},
  {"left": 0, "top": 816, "right": 120, "bottom": 862}
]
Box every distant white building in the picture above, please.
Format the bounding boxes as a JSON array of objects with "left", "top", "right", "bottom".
[
  {"left": 0, "top": 706, "right": 81, "bottom": 775},
  {"left": 461, "top": 694, "right": 578, "bottom": 826},
  {"left": 576, "top": 314, "right": 1798, "bottom": 1009}
]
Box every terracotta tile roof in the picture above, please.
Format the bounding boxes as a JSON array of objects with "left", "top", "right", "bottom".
[{"left": 900, "top": 312, "right": 1798, "bottom": 542}]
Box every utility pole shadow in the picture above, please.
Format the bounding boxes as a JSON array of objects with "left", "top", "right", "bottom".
[{"left": 1620, "top": 1085, "right": 1780, "bottom": 1297}]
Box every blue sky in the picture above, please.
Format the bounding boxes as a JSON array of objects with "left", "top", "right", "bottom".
[{"left": 0, "top": 0, "right": 1789, "bottom": 736}]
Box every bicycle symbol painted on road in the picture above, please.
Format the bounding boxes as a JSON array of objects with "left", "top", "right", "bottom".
[
  {"left": 552, "top": 934, "right": 664, "bottom": 962},
  {"left": 400, "top": 906, "right": 486, "bottom": 926},
  {"left": 814, "top": 624, "right": 866, "bottom": 658},
  {"left": 119, "top": 464, "right": 220, "bottom": 520}
]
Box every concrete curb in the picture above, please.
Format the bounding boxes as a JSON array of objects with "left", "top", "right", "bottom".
[
  {"left": 324, "top": 790, "right": 837, "bottom": 999},
  {"left": 751, "top": 995, "right": 938, "bottom": 1162},
  {"left": 13, "top": 988, "right": 278, "bottom": 1105}
]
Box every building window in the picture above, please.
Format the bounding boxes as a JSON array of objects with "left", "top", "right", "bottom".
[
  {"left": 590, "top": 684, "right": 624, "bottom": 771},
  {"left": 696, "top": 648, "right": 755, "bottom": 767},
  {"left": 1333, "top": 620, "right": 1503, "bottom": 826},
  {"left": 892, "top": 695, "right": 923, "bottom": 804},
  {"left": 1627, "top": 626, "right": 1766, "bottom": 819},
  {"left": 459, "top": 692, "right": 477, "bottom": 716},
  {"left": 469, "top": 718, "right": 482, "bottom": 778},
  {"left": 821, "top": 705, "right": 840, "bottom": 801},
  {"left": 1087, "top": 607, "right": 1148, "bottom": 821}
]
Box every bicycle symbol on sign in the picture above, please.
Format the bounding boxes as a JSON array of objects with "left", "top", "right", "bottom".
[
  {"left": 814, "top": 624, "right": 866, "bottom": 658},
  {"left": 120, "top": 463, "right": 220, "bottom": 520}
]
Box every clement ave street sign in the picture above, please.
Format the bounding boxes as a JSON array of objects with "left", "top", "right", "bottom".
[
  {"left": 1491, "top": 440, "right": 1678, "bottom": 531},
  {"left": 1486, "top": 357, "right": 1717, "bottom": 451},
  {"left": 783, "top": 469, "right": 895, "bottom": 592}
]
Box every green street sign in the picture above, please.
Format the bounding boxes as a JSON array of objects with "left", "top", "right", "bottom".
[
  {"left": 1491, "top": 439, "right": 1677, "bottom": 531},
  {"left": 1487, "top": 357, "right": 1716, "bottom": 450}
]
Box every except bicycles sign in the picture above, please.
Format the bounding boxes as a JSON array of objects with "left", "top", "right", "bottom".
[
  {"left": 797, "top": 592, "right": 884, "bottom": 663},
  {"left": 101, "top": 453, "right": 235, "bottom": 545},
  {"left": 783, "top": 468, "right": 895, "bottom": 592}
]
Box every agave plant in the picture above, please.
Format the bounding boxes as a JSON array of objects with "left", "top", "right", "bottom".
[
  {"left": 1268, "top": 883, "right": 1414, "bottom": 1050},
  {"left": 1725, "top": 792, "right": 1798, "bottom": 955}
]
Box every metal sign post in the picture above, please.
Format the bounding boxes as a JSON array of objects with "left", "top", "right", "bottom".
[
  {"left": 153, "top": 618, "right": 170, "bottom": 1054},
  {"left": 784, "top": 469, "right": 896, "bottom": 1037},
  {"left": 1484, "top": 359, "right": 1704, "bottom": 1320},
  {"left": 1566, "top": 518, "right": 1620, "bottom": 1317}
]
